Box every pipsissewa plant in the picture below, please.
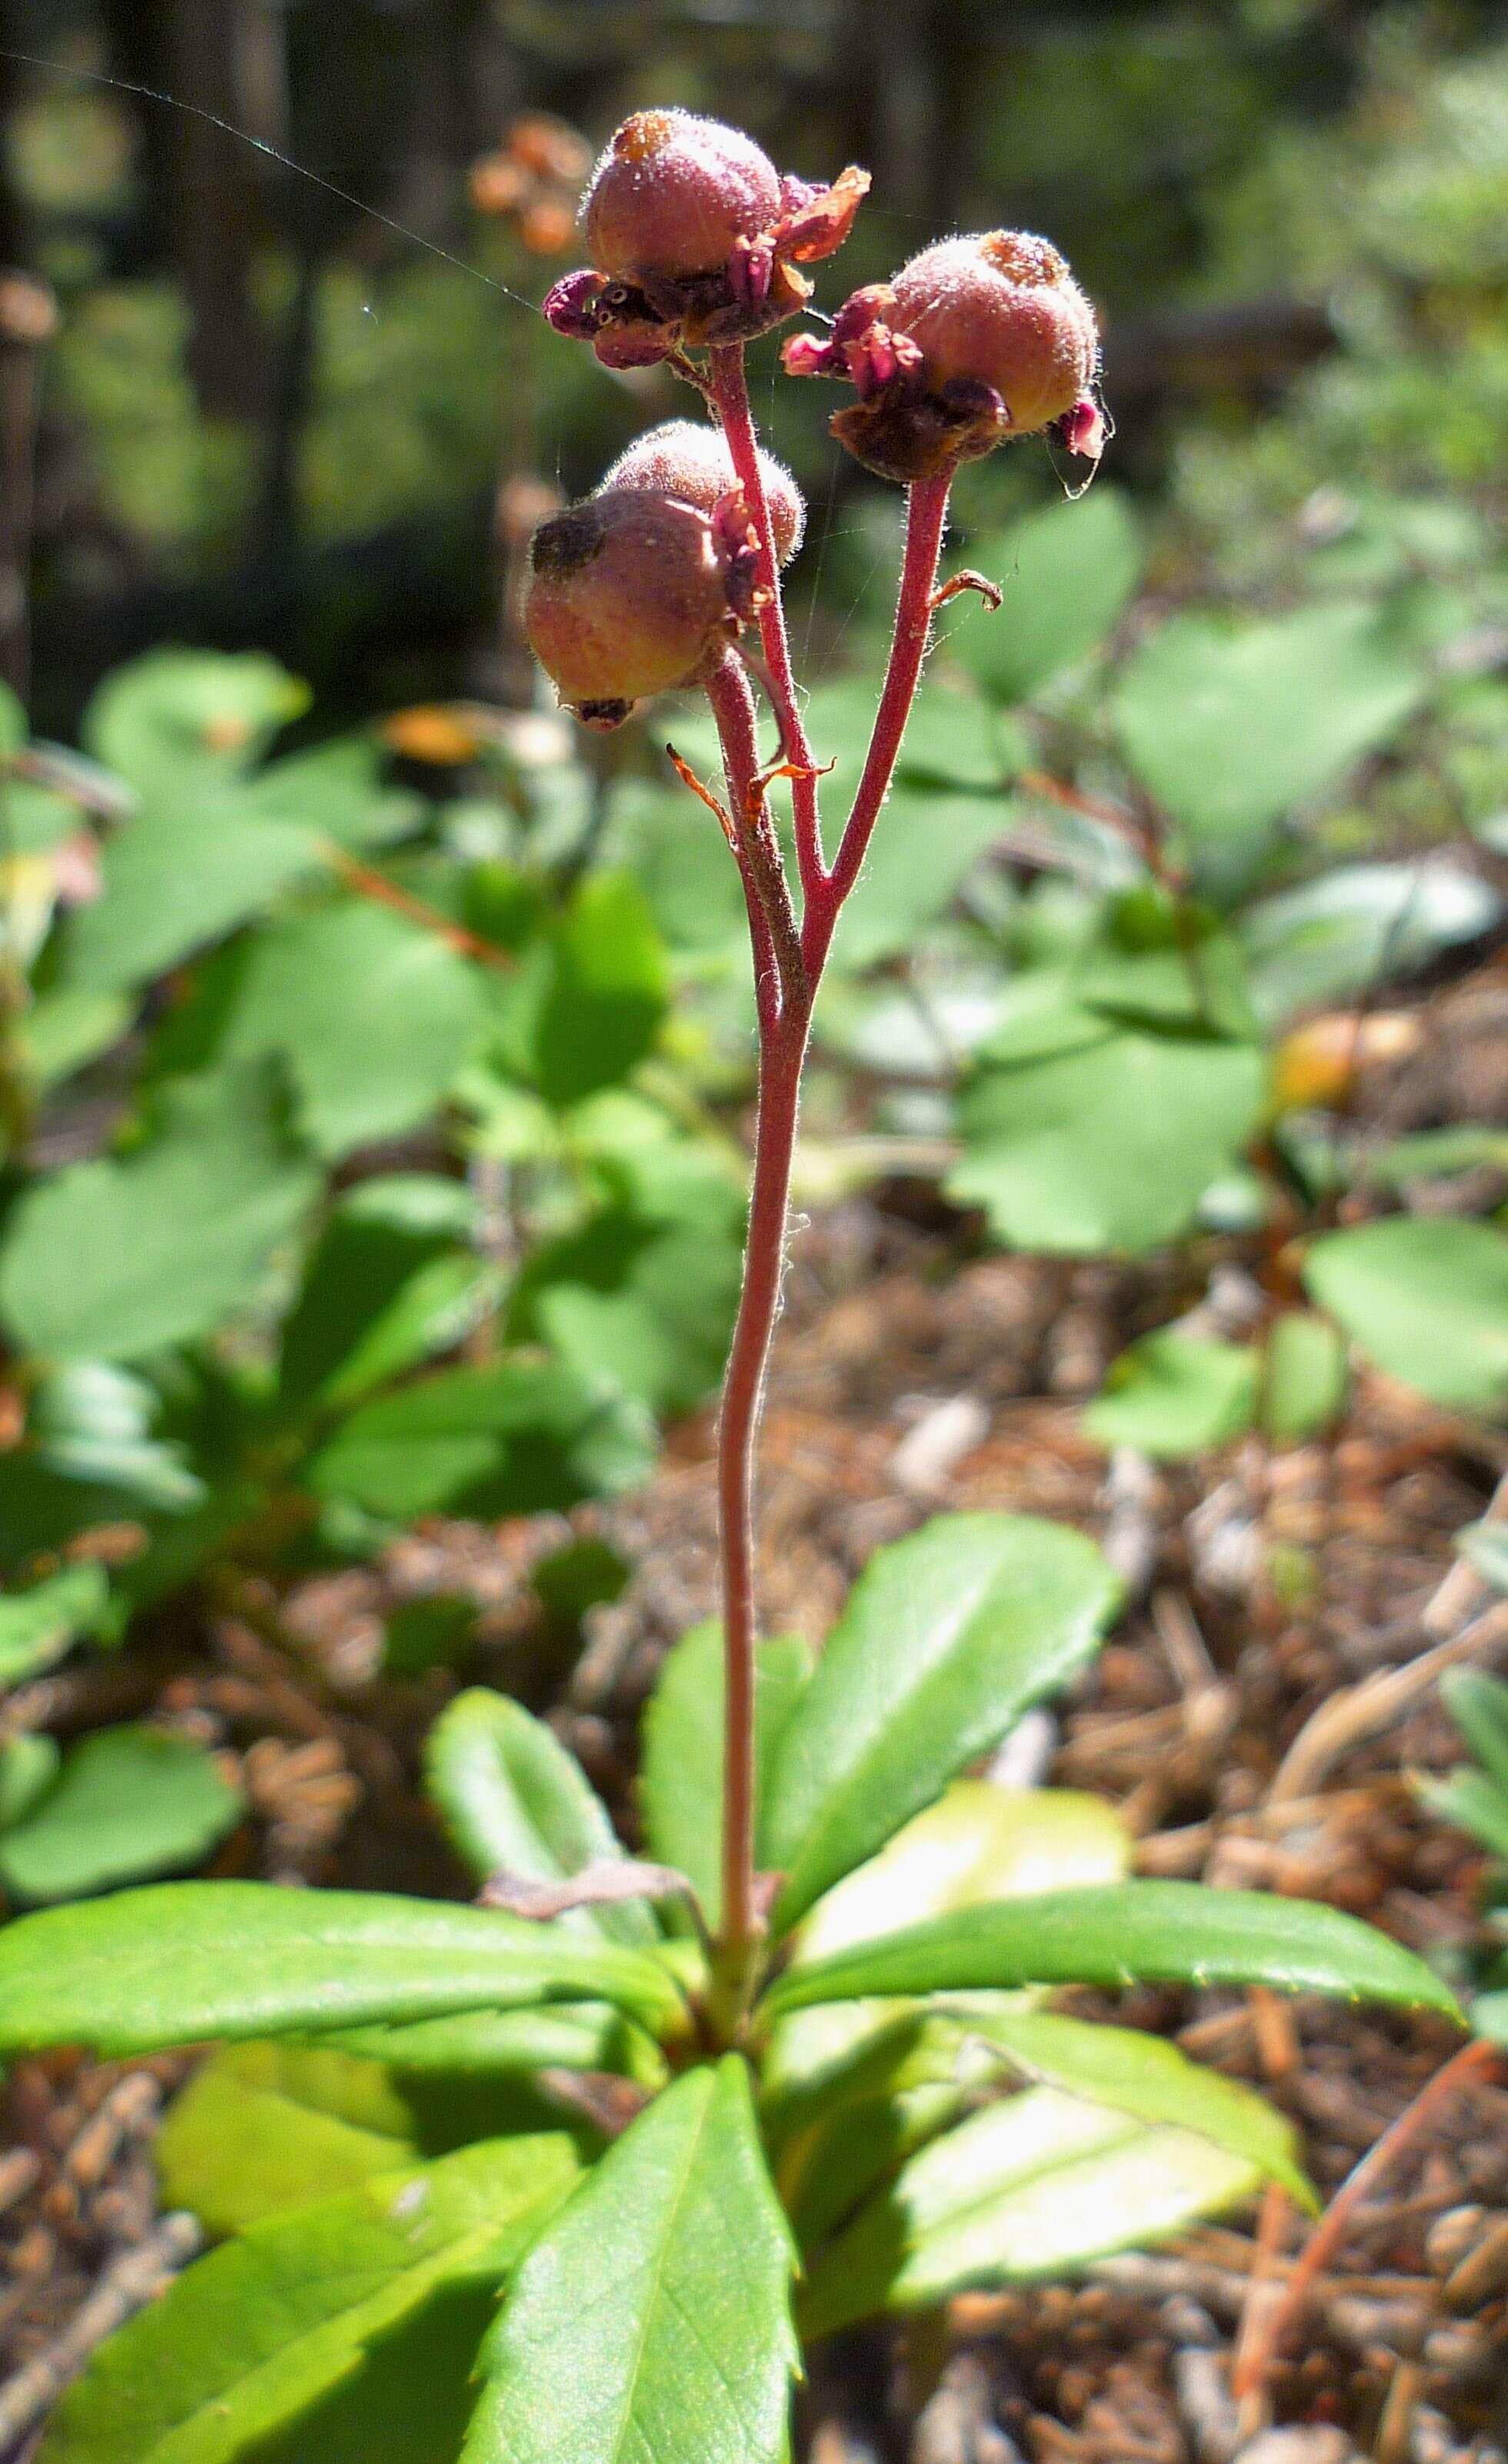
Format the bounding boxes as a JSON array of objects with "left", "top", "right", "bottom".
[{"left": 0, "top": 112, "right": 1462, "bottom": 2464}]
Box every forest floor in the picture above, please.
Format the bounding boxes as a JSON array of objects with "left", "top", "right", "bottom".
[{"left": 3, "top": 1033, "right": 1508, "bottom": 2462}]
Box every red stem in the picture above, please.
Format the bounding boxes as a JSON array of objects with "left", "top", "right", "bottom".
[
  {"left": 709, "top": 345, "right": 825, "bottom": 907},
  {"left": 701, "top": 364, "right": 955, "bottom": 1973},
  {"left": 804, "top": 468, "right": 952, "bottom": 967}
]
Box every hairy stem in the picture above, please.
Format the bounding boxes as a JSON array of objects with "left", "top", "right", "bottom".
[
  {"left": 701, "top": 431, "right": 954, "bottom": 1982},
  {"left": 708, "top": 343, "right": 825, "bottom": 907}
]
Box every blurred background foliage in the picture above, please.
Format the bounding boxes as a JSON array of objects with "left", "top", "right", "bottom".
[{"left": 0, "top": 0, "right": 1503, "bottom": 728}]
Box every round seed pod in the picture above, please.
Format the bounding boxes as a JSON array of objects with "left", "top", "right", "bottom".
[
  {"left": 889, "top": 231, "right": 1098, "bottom": 435},
  {"left": 584, "top": 110, "right": 784, "bottom": 284},
  {"left": 601, "top": 421, "right": 805, "bottom": 564},
  {"left": 524, "top": 489, "right": 737, "bottom": 727}
]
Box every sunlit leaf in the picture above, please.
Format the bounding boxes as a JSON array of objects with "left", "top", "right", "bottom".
[
  {"left": 1304, "top": 1216, "right": 1508, "bottom": 1413},
  {"left": 0, "top": 1726, "right": 244, "bottom": 1906}
]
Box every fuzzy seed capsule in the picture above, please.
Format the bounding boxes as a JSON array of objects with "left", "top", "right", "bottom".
[
  {"left": 584, "top": 111, "right": 784, "bottom": 284},
  {"left": 524, "top": 490, "right": 737, "bottom": 728},
  {"left": 783, "top": 228, "right": 1104, "bottom": 483},
  {"left": 601, "top": 421, "right": 804, "bottom": 565}
]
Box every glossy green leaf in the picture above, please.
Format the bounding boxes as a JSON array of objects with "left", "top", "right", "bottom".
[
  {"left": 0, "top": 1726, "right": 244, "bottom": 1906},
  {"left": 155, "top": 2043, "right": 419, "bottom": 2236},
  {"left": 83, "top": 649, "right": 308, "bottom": 805},
  {"left": 0, "top": 1562, "right": 111, "bottom": 1687},
  {"left": 1114, "top": 601, "right": 1426, "bottom": 842},
  {"left": 950, "top": 1026, "right": 1265, "bottom": 1256},
  {"left": 0, "top": 1061, "right": 319, "bottom": 1364},
  {"left": 797, "top": 2086, "right": 1263, "bottom": 2338},
  {"left": 954, "top": 490, "right": 1143, "bottom": 704},
  {"left": 462, "top": 2060, "right": 797, "bottom": 2464},
  {"left": 214, "top": 904, "right": 485, "bottom": 1160},
  {"left": 36, "top": 2136, "right": 579, "bottom": 2464},
  {"left": 1084, "top": 1332, "right": 1260, "bottom": 1458},
  {"left": 764, "top": 1514, "right": 1119, "bottom": 1930},
  {"left": 238, "top": 2282, "right": 498, "bottom": 2464},
  {"left": 640, "top": 1623, "right": 814, "bottom": 1934},
  {"left": 0, "top": 1881, "right": 689, "bottom": 2056},
  {"left": 1303, "top": 1217, "right": 1508, "bottom": 1413},
  {"left": 1260, "top": 1312, "right": 1349, "bottom": 1443},
  {"left": 424, "top": 1689, "right": 654, "bottom": 1945},
  {"left": 307, "top": 1360, "right": 656, "bottom": 1521},
  {"left": 61, "top": 813, "right": 325, "bottom": 993},
  {"left": 761, "top": 1881, "right": 1460, "bottom": 2019}
]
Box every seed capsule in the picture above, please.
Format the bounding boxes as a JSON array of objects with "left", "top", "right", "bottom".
[
  {"left": 524, "top": 490, "right": 737, "bottom": 728},
  {"left": 601, "top": 421, "right": 804, "bottom": 564},
  {"left": 783, "top": 228, "right": 1104, "bottom": 483},
  {"left": 584, "top": 111, "right": 784, "bottom": 285}
]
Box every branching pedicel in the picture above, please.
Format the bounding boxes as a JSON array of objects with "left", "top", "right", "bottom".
[{"left": 528, "top": 107, "right": 1106, "bottom": 1993}]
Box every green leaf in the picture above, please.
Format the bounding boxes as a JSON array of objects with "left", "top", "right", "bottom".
[
  {"left": 0, "top": 1727, "right": 244, "bottom": 1906},
  {"left": 155, "top": 2043, "right": 420, "bottom": 2236},
  {"left": 239, "top": 737, "right": 425, "bottom": 852},
  {"left": 829, "top": 791, "right": 1015, "bottom": 974},
  {"left": 1114, "top": 601, "right": 1427, "bottom": 843},
  {"left": 511, "top": 1165, "right": 744, "bottom": 1419},
  {"left": 1439, "top": 1668, "right": 1508, "bottom": 1794},
  {"left": 1084, "top": 1332, "right": 1260, "bottom": 1458},
  {"left": 237, "top": 2283, "right": 499, "bottom": 2464},
  {"left": 1416, "top": 1769, "right": 1508, "bottom": 1863},
  {"left": 978, "top": 2010, "right": 1315, "bottom": 2209},
  {"left": 279, "top": 1177, "right": 488, "bottom": 1414},
  {"left": 0, "top": 1881, "right": 689, "bottom": 2056},
  {"left": 215, "top": 904, "right": 485, "bottom": 1160},
  {"left": 461, "top": 2060, "right": 797, "bottom": 2464},
  {"left": 640, "top": 1623, "right": 814, "bottom": 1934},
  {"left": 501, "top": 872, "right": 667, "bottom": 1110},
  {"left": 61, "top": 813, "right": 325, "bottom": 994},
  {"left": 83, "top": 649, "right": 308, "bottom": 806},
  {"left": 307, "top": 1360, "right": 656, "bottom": 1521},
  {"left": 424, "top": 1689, "right": 654, "bottom": 1945},
  {"left": 0, "top": 1061, "right": 320, "bottom": 1364},
  {"left": 950, "top": 1027, "right": 1266, "bottom": 1255},
  {"left": 36, "top": 2136, "right": 580, "bottom": 2464},
  {"left": 0, "top": 1734, "right": 62, "bottom": 1828},
  {"left": 761, "top": 1881, "right": 1460, "bottom": 2021},
  {"left": 1303, "top": 1217, "right": 1508, "bottom": 1413},
  {"left": 763, "top": 1513, "right": 1119, "bottom": 1930},
  {"left": 318, "top": 2004, "right": 666, "bottom": 2086},
  {"left": 1260, "top": 1312, "right": 1349, "bottom": 1443},
  {"left": 19, "top": 989, "right": 134, "bottom": 1089},
  {"left": 0, "top": 1562, "right": 111, "bottom": 1687},
  {"left": 796, "top": 2086, "right": 1266, "bottom": 2339},
  {"left": 954, "top": 490, "right": 1143, "bottom": 704},
  {"left": 1242, "top": 862, "right": 1501, "bottom": 1025}
]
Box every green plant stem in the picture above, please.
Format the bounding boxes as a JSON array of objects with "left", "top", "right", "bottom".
[{"left": 701, "top": 438, "right": 954, "bottom": 1987}]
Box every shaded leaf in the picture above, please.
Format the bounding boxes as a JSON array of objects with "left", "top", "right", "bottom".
[
  {"left": 1084, "top": 1332, "right": 1259, "bottom": 1458},
  {"left": 1114, "top": 602, "right": 1426, "bottom": 843},
  {"left": 307, "top": 1360, "right": 656, "bottom": 1521},
  {"left": 461, "top": 2060, "right": 797, "bottom": 2464},
  {"left": 155, "top": 2043, "right": 419, "bottom": 2236},
  {"left": 1303, "top": 1217, "right": 1508, "bottom": 1413},
  {"left": 0, "top": 1562, "right": 111, "bottom": 1687},
  {"left": 0, "top": 1061, "right": 319, "bottom": 1364},
  {"left": 1260, "top": 1312, "right": 1349, "bottom": 1443},
  {"left": 950, "top": 1027, "right": 1265, "bottom": 1255},
  {"left": 640, "top": 1622, "right": 814, "bottom": 1934},
  {"left": 279, "top": 1176, "right": 488, "bottom": 1415},
  {"left": 954, "top": 491, "right": 1143, "bottom": 704},
  {"left": 500, "top": 872, "right": 667, "bottom": 1110},
  {"left": 1242, "top": 861, "right": 1501, "bottom": 1025},
  {"left": 764, "top": 1514, "right": 1119, "bottom": 1930},
  {"left": 61, "top": 814, "right": 325, "bottom": 994}
]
